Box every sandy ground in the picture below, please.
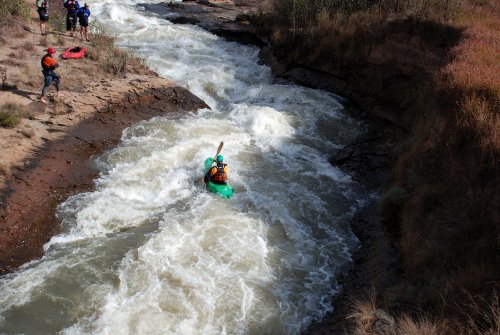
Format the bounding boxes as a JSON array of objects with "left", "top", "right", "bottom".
[
  {"left": 0, "top": 12, "right": 152, "bottom": 191},
  {"left": 0, "top": 9, "right": 207, "bottom": 273}
]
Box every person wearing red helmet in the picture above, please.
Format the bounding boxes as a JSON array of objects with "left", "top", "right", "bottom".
[{"left": 40, "top": 48, "right": 63, "bottom": 103}]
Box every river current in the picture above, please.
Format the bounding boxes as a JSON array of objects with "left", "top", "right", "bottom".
[{"left": 0, "top": 1, "right": 368, "bottom": 334}]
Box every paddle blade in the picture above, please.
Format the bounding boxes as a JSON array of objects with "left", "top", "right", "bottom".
[
  {"left": 213, "top": 141, "right": 224, "bottom": 161},
  {"left": 215, "top": 141, "right": 224, "bottom": 157}
]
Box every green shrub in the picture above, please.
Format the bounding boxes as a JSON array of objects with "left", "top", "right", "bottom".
[
  {"left": 0, "top": 112, "right": 20, "bottom": 128},
  {"left": 0, "top": 103, "right": 30, "bottom": 127}
]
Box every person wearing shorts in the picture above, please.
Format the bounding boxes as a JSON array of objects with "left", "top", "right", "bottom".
[
  {"left": 36, "top": 0, "right": 49, "bottom": 35},
  {"left": 64, "top": 0, "right": 80, "bottom": 37},
  {"left": 78, "top": 3, "right": 91, "bottom": 41}
]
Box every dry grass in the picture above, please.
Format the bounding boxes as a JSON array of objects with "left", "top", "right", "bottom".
[
  {"left": 397, "top": 316, "right": 446, "bottom": 335},
  {"left": 86, "top": 21, "right": 142, "bottom": 76},
  {"left": 348, "top": 292, "right": 500, "bottom": 335},
  {"left": 19, "top": 64, "right": 39, "bottom": 88},
  {"left": 459, "top": 292, "right": 500, "bottom": 335},
  {"left": 348, "top": 296, "right": 397, "bottom": 335},
  {"left": 19, "top": 41, "right": 36, "bottom": 53},
  {"left": 395, "top": 0, "right": 500, "bottom": 302},
  {"left": 261, "top": 0, "right": 499, "bottom": 331},
  {"left": 268, "top": 0, "right": 462, "bottom": 32},
  {"left": 0, "top": 0, "right": 30, "bottom": 26}
]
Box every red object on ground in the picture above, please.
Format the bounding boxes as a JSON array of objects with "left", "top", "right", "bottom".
[{"left": 62, "top": 46, "right": 87, "bottom": 59}]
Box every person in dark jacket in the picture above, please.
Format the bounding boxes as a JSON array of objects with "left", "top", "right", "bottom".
[
  {"left": 64, "top": 0, "right": 80, "bottom": 37},
  {"left": 78, "top": 3, "right": 91, "bottom": 41},
  {"left": 36, "top": 0, "right": 49, "bottom": 36},
  {"left": 40, "top": 48, "right": 63, "bottom": 103}
]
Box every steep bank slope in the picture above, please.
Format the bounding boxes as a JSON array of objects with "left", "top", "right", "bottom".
[{"left": 257, "top": 0, "right": 499, "bottom": 333}]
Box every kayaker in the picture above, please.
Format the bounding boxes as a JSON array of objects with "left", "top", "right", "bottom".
[
  {"left": 64, "top": 0, "right": 80, "bottom": 37},
  {"left": 36, "top": 0, "right": 49, "bottom": 36},
  {"left": 204, "top": 155, "right": 229, "bottom": 185},
  {"left": 78, "top": 3, "right": 91, "bottom": 41},
  {"left": 40, "top": 48, "right": 63, "bottom": 103}
]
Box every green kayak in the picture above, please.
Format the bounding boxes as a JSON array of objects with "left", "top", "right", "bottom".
[{"left": 204, "top": 157, "right": 234, "bottom": 199}]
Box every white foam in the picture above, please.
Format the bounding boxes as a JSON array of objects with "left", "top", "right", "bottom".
[{"left": 0, "top": 0, "right": 367, "bottom": 333}]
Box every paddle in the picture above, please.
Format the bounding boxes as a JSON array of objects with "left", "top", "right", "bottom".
[{"left": 213, "top": 141, "right": 224, "bottom": 161}]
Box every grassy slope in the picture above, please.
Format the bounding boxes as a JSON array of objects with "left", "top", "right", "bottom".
[
  {"left": 258, "top": 0, "right": 499, "bottom": 333},
  {"left": 0, "top": 0, "right": 152, "bottom": 126}
]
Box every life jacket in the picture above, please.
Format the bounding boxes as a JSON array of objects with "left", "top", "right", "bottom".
[
  {"left": 41, "top": 54, "right": 57, "bottom": 71},
  {"left": 210, "top": 162, "right": 227, "bottom": 182}
]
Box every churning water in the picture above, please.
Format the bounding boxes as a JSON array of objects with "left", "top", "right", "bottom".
[{"left": 0, "top": 1, "right": 368, "bottom": 334}]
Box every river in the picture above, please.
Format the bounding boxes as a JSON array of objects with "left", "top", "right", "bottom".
[{"left": 0, "top": 1, "right": 367, "bottom": 334}]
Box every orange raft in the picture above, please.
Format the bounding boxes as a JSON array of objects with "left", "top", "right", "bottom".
[{"left": 62, "top": 46, "right": 87, "bottom": 59}]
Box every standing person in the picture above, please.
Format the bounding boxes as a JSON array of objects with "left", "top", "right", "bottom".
[
  {"left": 78, "top": 3, "right": 91, "bottom": 41},
  {"left": 40, "top": 48, "right": 63, "bottom": 103},
  {"left": 36, "top": 0, "right": 49, "bottom": 36},
  {"left": 64, "top": 0, "right": 80, "bottom": 37}
]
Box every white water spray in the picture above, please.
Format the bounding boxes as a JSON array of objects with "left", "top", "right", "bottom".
[{"left": 0, "top": 1, "right": 366, "bottom": 334}]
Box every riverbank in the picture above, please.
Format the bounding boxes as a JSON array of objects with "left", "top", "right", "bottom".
[
  {"left": 0, "top": 7, "right": 207, "bottom": 273},
  {"left": 254, "top": 0, "right": 499, "bottom": 334}
]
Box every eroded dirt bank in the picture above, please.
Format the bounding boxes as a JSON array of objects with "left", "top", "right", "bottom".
[{"left": 0, "top": 77, "right": 207, "bottom": 274}]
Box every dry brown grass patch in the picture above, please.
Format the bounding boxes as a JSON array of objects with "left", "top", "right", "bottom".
[
  {"left": 348, "top": 296, "right": 397, "bottom": 335},
  {"left": 397, "top": 315, "right": 446, "bottom": 335},
  {"left": 459, "top": 291, "right": 500, "bottom": 335},
  {"left": 19, "top": 41, "right": 36, "bottom": 53}
]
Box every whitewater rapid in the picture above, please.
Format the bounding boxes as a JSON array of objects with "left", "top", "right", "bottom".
[{"left": 0, "top": 1, "right": 367, "bottom": 334}]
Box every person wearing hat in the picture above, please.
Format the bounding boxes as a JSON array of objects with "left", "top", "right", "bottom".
[
  {"left": 78, "top": 3, "right": 91, "bottom": 41},
  {"left": 40, "top": 48, "right": 63, "bottom": 103},
  {"left": 64, "top": 0, "right": 81, "bottom": 37}
]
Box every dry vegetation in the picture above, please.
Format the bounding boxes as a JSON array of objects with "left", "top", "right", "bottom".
[
  {"left": 261, "top": 0, "right": 499, "bottom": 333},
  {"left": 0, "top": 0, "right": 153, "bottom": 130},
  {"left": 0, "top": 0, "right": 30, "bottom": 26},
  {"left": 34, "top": 0, "right": 151, "bottom": 78},
  {"left": 349, "top": 291, "right": 500, "bottom": 335}
]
